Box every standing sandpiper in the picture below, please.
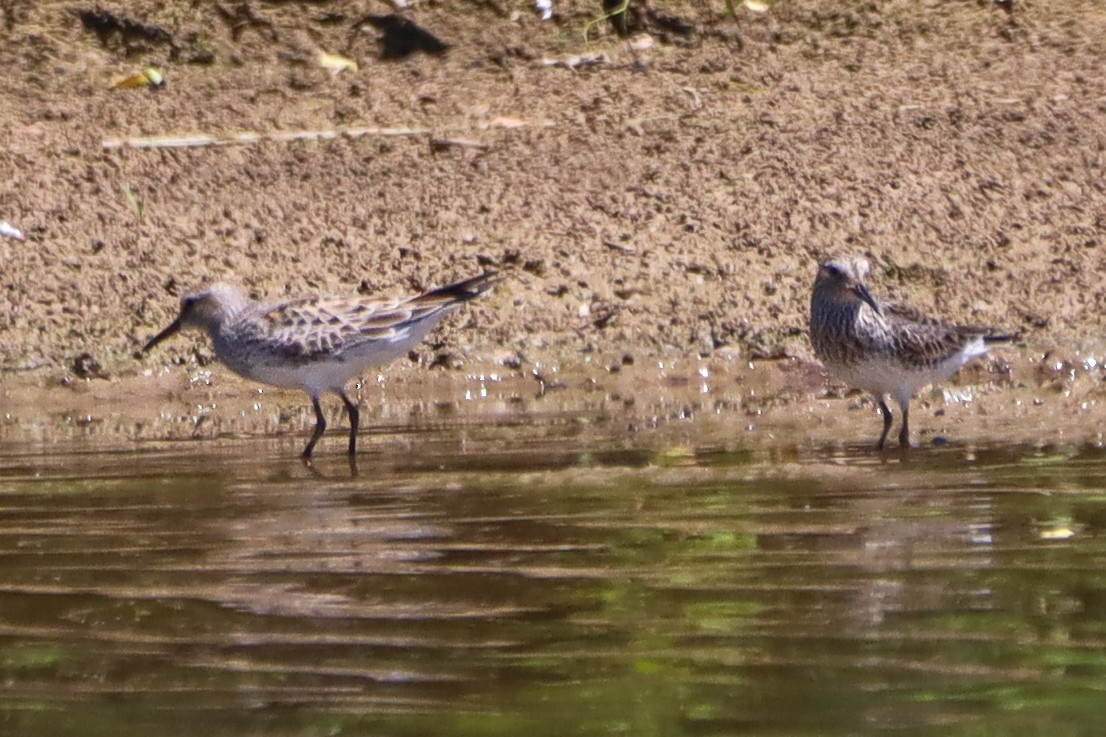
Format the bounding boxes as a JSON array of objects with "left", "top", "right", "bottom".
[
  {"left": 809, "top": 257, "right": 1014, "bottom": 449},
  {"left": 143, "top": 272, "right": 496, "bottom": 459}
]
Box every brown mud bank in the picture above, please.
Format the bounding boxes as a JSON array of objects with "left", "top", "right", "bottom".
[{"left": 2, "top": 1, "right": 1106, "bottom": 447}]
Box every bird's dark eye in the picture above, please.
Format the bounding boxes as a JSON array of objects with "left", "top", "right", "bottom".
[
  {"left": 824, "top": 263, "right": 843, "bottom": 278},
  {"left": 181, "top": 296, "right": 197, "bottom": 309}
]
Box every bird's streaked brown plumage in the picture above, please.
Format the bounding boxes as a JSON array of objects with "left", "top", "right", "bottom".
[
  {"left": 810, "top": 257, "right": 1013, "bottom": 448},
  {"left": 143, "top": 272, "right": 497, "bottom": 459}
]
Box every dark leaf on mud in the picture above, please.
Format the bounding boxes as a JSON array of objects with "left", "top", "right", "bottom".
[
  {"left": 216, "top": 3, "right": 276, "bottom": 42},
  {"left": 214, "top": 1, "right": 275, "bottom": 42},
  {"left": 72, "top": 352, "right": 107, "bottom": 379},
  {"left": 646, "top": 9, "right": 698, "bottom": 44},
  {"left": 428, "top": 352, "right": 448, "bottom": 369},
  {"left": 313, "top": 12, "right": 350, "bottom": 26},
  {"left": 354, "top": 14, "right": 449, "bottom": 59},
  {"left": 187, "top": 48, "right": 216, "bottom": 65},
  {"left": 76, "top": 9, "right": 172, "bottom": 50},
  {"left": 593, "top": 306, "right": 619, "bottom": 330}
]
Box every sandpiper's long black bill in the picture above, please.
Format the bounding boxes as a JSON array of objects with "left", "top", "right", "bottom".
[
  {"left": 853, "top": 282, "right": 881, "bottom": 316},
  {"left": 983, "top": 332, "right": 1020, "bottom": 344},
  {"left": 143, "top": 315, "right": 183, "bottom": 353}
]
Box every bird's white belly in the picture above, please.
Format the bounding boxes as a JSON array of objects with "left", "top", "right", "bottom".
[
  {"left": 830, "top": 338, "right": 987, "bottom": 404},
  {"left": 244, "top": 359, "right": 364, "bottom": 394}
]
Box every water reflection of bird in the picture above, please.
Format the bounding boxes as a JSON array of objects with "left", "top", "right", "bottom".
[
  {"left": 143, "top": 273, "right": 496, "bottom": 459},
  {"left": 809, "top": 257, "right": 1015, "bottom": 449}
]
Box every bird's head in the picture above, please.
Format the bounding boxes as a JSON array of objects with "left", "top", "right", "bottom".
[
  {"left": 813, "top": 258, "right": 881, "bottom": 315},
  {"left": 142, "top": 282, "right": 247, "bottom": 353}
]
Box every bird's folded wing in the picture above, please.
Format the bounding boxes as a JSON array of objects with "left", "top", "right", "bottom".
[
  {"left": 880, "top": 302, "right": 988, "bottom": 365},
  {"left": 258, "top": 296, "right": 435, "bottom": 361}
]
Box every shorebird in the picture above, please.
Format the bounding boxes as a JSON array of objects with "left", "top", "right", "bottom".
[
  {"left": 143, "top": 272, "right": 496, "bottom": 458},
  {"left": 809, "top": 257, "right": 1014, "bottom": 449}
]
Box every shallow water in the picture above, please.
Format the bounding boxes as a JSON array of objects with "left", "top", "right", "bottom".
[{"left": 2, "top": 421, "right": 1106, "bottom": 737}]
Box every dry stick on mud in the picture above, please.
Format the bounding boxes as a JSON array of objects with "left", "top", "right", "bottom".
[{"left": 102, "top": 119, "right": 555, "bottom": 150}]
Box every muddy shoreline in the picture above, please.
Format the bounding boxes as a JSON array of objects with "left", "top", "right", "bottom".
[
  {"left": 2, "top": 348, "right": 1102, "bottom": 453},
  {"left": 2, "top": 1, "right": 1106, "bottom": 447}
]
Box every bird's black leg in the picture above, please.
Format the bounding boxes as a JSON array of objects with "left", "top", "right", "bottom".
[
  {"left": 898, "top": 401, "right": 911, "bottom": 448},
  {"left": 876, "top": 397, "right": 893, "bottom": 450},
  {"left": 303, "top": 395, "right": 327, "bottom": 459},
  {"left": 338, "top": 390, "right": 360, "bottom": 456}
]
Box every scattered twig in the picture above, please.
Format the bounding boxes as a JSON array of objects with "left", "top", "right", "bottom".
[
  {"left": 625, "top": 112, "right": 685, "bottom": 136},
  {"left": 121, "top": 185, "right": 143, "bottom": 219},
  {"left": 681, "top": 86, "right": 703, "bottom": 111},
  {"left": 603, "top": 240, "right": 637, "bottom": 255},
  {"left": 541, "top": 52, "right": 609, "bottom": 71},
  {"left": 102, "top": 119, "right": 554, "bottom": 150}
]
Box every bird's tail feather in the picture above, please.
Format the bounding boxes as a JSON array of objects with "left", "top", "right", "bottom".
[{"left": 418, "top": 271, "right": 499, "bottom": 305}]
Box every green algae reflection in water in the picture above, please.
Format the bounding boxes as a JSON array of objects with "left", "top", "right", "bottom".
[{"left": 1, "top": 440, "right": 1106, "bottom": 736}]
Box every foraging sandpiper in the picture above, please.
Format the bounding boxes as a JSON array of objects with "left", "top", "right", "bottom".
[
  {"left": 809, "top": 257, "right": 1014, "bottom": 449},
  {"left": 143, "top": 272, "right": 496, "bottom": 458}
]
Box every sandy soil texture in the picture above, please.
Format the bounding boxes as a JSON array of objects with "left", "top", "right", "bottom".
[{"left": 2, "top": 0, "right": 1105, "bottom": 446}]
